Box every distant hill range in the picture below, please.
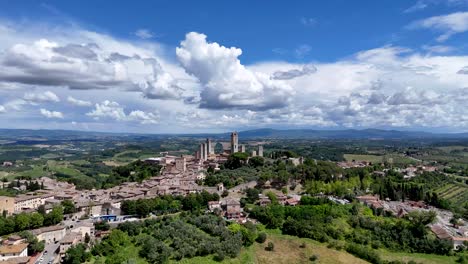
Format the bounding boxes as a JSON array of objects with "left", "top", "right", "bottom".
[
  {"left": 233, "top": 128, "right": 468, "bottom": 139},
  {"left": 0, "top": 128, "right": 467, "bottom": 142}
]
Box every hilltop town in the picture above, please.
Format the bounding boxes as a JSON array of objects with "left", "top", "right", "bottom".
[{"left": 0, "top": 132, "right": 271, "bottom": 263}]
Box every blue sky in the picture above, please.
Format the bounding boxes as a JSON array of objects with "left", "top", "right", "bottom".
[
  {"left": 0, "top": 0, "right": 467, "bottom": 133},
  {"left": 2, "top": 0, "right": 465, "bottom": 62}
]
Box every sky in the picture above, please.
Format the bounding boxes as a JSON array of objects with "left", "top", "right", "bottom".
[{"left": 0, "top": 1, "right": 468, "bottom": 133}]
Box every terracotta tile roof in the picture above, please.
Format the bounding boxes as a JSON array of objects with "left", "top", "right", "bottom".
[
  {"left": 0, "top": 243, "right": 28, "bottom": 254},
  {"left": 431, "top": 225, "right": 452, "bottom": 240}
]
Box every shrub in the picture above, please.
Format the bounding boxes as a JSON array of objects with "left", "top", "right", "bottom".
[
  {"left": 345, "top": 243, "right": 382, "bottom": 264},
  {"left": 256, "top": 232, "right": 267, "bottom": 243},
  {"left": 309, "top": 254, "right": 319, "bottom": 262},
  {"left": 214, "top": 252, "right": 225, "bottom": 262},
  {"left": 265, "top": 242, "right": 275, "bottom": 251}
]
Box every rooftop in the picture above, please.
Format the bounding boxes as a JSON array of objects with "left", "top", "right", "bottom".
[
  {"left": 60, "top": 232, "right": 81, "bottom": 244},
  {"left": 0, "top": 243, "right": 28, "bottom": 254},
  {"left": 31, "top": 225, "right": 66, "bottom": 235}
]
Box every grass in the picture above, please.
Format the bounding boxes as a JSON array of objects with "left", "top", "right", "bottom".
[
  {"left": 16, "top": 165, "right": 47, "bottom": 179},
  {"left": 437, "top": 146, "right": 468, "bottom": 152},
  {"left": 172, "top": 232, "right": 369, "bottom": 264},
  {"left": 380, "top": 250, "right": 460, "bottom": 264},
  {"left": 40, "top": 153, "right": 60, "bottom": 159},
  {"left": 251, "top": 233, "right": 367, "bottom": 264},
  {"left": 102, "top": 160, "right": 128, "bottom": 167},
  {"left": 87, "top": 244, "right": 147, "bottom": 264},
  {"left": 344, "top": 154, "right": 383, "bottom": 163},
  {"left": 344, "top": 153, "right": 417, "bottom": 165},
  {"left": 383, "top": 154, "right": 418, "bottom": 165}
]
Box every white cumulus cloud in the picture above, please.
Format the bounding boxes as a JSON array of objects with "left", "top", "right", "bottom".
[
  {"left": 40, "top": 108, "right": 63, "bottom": 119},
  {"left": 87, "top": 100, "right": 159, "bottom": 124},
  {"left": 67, "top": 96, "right": 92, "bottom": 107},
  {"left": 409, "top": 11, "right": 468, "bottom": 41},
  {"left": 24, "top": 91, "right": 60, "bottom": 103},
  {"left": 176, "top": 32, "right": 294, "bottom": 110},
  {"left": 87, "top": 100, "right": 126, "bottom": 121},
  {"left": 128, "top": 110, "right": 159, "bottom": 124},
  {"left": 0, "top": 24, "right": 182, "bottom": 100}
]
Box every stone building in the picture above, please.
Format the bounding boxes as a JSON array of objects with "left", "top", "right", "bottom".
[
  {"left": 31, "top": 225, "right": 67, "bottom": 244},
  {"left": 0, "top": 196, "right": 15, "bottom": 216},
  {"left": 225, "top": 199, "right": 241, "bottom": 219},
  {"left": 59, "top": 232, "right": 81, "bottom": 259}
]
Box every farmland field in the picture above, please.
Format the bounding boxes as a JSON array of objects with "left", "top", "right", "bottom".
[
  {"left": 436, "top": 183, "right": 468, "bottom": 204},
  {"left": 171, "top": 233, "right": 369, "bottom": 264},
  {"left": 344, "top": 154, "right": 383, "bottom": 163}
]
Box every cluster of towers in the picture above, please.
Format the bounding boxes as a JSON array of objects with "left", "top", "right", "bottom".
[
  {"left": 196, "top": 131, "right": 263, "bottom": 161},
  {"left": 198, "top": 138, "right": 214, "bottom": 161},
  {"left": 232, "top": 131, "right": 263, "bottom": 157}
]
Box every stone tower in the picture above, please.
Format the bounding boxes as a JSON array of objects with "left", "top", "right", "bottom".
[
  {"left": 175, "top": 156, "right": 186, "bottom": 172},
  {"left": 258, "top": 146, "right": 263, "bottom": 157},
  {"left": 230, "top": 132, "right": 239, "bottom": 153},
  {"left": 206, "top": 138, "right": 212, "bottom": 155},
  {"left": 240, "top": 144, "right": 246, "bottom": 153}
]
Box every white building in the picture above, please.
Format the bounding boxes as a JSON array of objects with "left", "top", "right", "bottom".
[
  {"left": 31, "top": 225, "right": 67, "bottom": 244},
  {"left": 0, "top": 243, "right": 28, "bottom": 261},
  {"left": 70, "top": 222, "right": 95, "bottom": 239}
]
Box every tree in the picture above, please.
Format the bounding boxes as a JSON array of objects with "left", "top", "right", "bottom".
[
  {"left": 225, "top": 152, "right": 249, "bottom": 169},
  {"left": 136, "top": 200, "right": 151, "bottom": 217},
  {"left": 450, "top": 216, "right": 462, "bottom": 227},
  {"left": 94, "top": 221, "right": 110, "bottom": 231},
  {"left": 139, "top": 236, "right": 170, "bottom": 263},
  {"left": 266, "top": 192, "right": 278, "bottom": 205},
  {"left": 249, "top": 156, "right": 265, "bottom": 167},
  {"left": 29, "top": 212, "right": 44, "bottom": 228},
  {"left": 44, "top": 206, "right": 63, "bottom": 226},
  {"left": 18, "top": 231, "right": 44, "bottom": 255},
  {"left": 61, "top": 200, "right": 76, "bottom": 214},
  {"left": 84, "top": 233, "right": 91, "bottom": 244},
  {"left": 37, "top": 205, "right": 46, "bottom": 215},
  {"left": 63, "top": 244, "right": 91, "bottom": 264},
  {"left": 14, "top": 213, "right": 31, "bottom": 231},
  {"left": 0, "top": 217, "right": 15, "bottom": 235},
  {"left": 405, "top": 210, "right": 437, "bottom": 237},
  {"left": 245, "top": 188, "right": 260, "bottom": 204}
]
